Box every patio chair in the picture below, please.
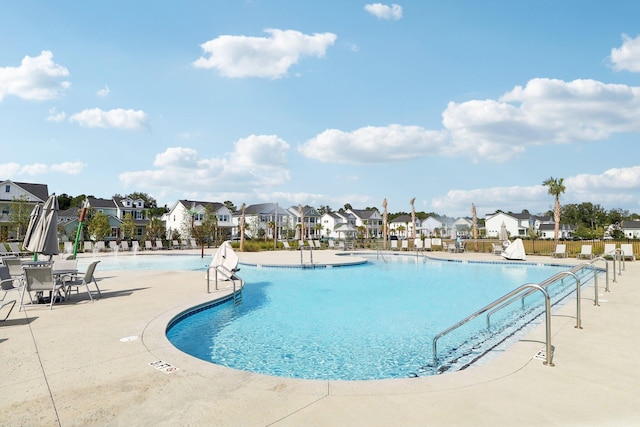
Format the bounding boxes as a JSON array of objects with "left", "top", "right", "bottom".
[
  {"left": 172, "top": 240, "right": 181, "bottom": 250},
  {"left": 95, "top": 241, "right": 106, "bottom": 252},
  {"left": 131, "top": 241, "right": 140, "bottom": 251},
  {"left": 155, "top": 239, "right": 165, "bottom": 250},
  {"left": 120, "top": 241, "right": 130, "bottom": 251},
  {"left": 1, "top": 265, "right": 23, "bottom": 303},
  {"left": 414, "top": 239, "right": 423, "bottom": 251},
  {"left": 391, "top": 240, "right": 398, "bottom": 250},
  {"left": 2, "top": 257, "right": 24, "bottom": 278},
  {"left": 109, "top": 241, "right": 118, "bottom": 251},
  {"left": 576, "top": 245, "right": 594, "bottom": 260},
  {"left": 0, "top": 243, "right": 9, "bottom": 256},
  {"left": 313, "top": 240, "right": 323, "bottom": 249},
  {"left": 20, "top": 266, "right": 65, "bottom": 311},
  {"left": 620, "top": 244, "right": 636, "bottom": 261},
  {"left": 328, "top": 240, "right": 336, "bottom": 249},
  {"left": 145, "top": 240, "right": 154, "bottom": 250},
  {"left": 282, "top": 241, "right": 292, "bottom": 250},
  {"left": 62, "top": 260, "right": 101, "bottom": 301},
  {"left": 8, "top": 242, "right": 25, "bottom": 256},
  {"left": 492, "top": 243, "right": 503, "bottom": 255},
  {"left": 551, "top": 244, "right": 567, "bottom": 258},
  {"left": 189, "top": 239, "right": 197, "bottom": 249},
  {"left": 63, "top": 241, "right": 74, "bottom": 254},
  {"left": 424, "top": 239, "right": 432, "bottom": 251},
  {"left": 401, "top": 240, "right": 409, "bottom": 251},
  {"left": 84, "top": 241, "right": 93, "bottom": 252}
]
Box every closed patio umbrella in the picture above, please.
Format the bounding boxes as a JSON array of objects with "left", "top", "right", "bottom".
[
  {"left": 22, "top": 203, "right": 42, "bottom": 251},
  {"left": 499, "top": 222, "right": 509, "bottom": 243},
  {"left": 24, "top": 194, "right": 59, "bottom": 259}
]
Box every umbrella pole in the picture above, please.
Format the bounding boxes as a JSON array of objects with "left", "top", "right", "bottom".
[{"left": 73, "top": 202, "right": 88, "bottom": 259}]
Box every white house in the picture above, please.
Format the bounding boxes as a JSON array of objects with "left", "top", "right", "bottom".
[
  {"left": 347, "top": 209, "right": 382, "bottom": 237},
  {"left": 165, "top": 200, "right": 234, "bottom": 240},
  {"left": 286, "top": 205, "right": 322, "bottom": 239},
  {"left": 452, "top": 217, "right": 474, "bottom": 237},
  {"left": 420, "top": 216, "right": 445, "bottom": 237},
  {"left": 389, "top": 214, "right": 421, "bottom": 238},
  {"left": 0, "top": 180, "right": 49, "bottom": 240},
  {"left": 485, "top": 212, "right": 522, "bottom": 239},
  {"left": 622, "top": 220, "right": 640, "bottom": 239}
]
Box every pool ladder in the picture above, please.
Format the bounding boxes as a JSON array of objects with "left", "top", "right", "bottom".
[
  {"left": 206, "top": 265, "right": 244, "bottom": 305},
  {"left": 431, "top": 257, "right": 610, "bottom": 370}
]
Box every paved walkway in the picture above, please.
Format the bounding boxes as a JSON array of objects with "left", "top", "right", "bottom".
[{"left": 1, "top": 249, "right": 638, "bottom": 426}]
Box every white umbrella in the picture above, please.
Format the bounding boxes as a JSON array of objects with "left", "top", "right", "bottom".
[
  {"left": 499, "top": 222, "right": 509, "bottom": 242},
  {"left": 24, "top": 194, "right": 59, "bottom": 258}
]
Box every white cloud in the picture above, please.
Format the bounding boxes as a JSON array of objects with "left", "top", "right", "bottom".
[
  {"left": 68, "top": 108, "right": 149, "bottom": 130},
  {"left": 193, "top": 29, "right": 337, "bottom": 79},
  {"left": 0, "top": 161, "right": 86, "bottom": 176},
  {"left": 301, "top": 78, "right": 640, "bottom": 164},
  {"left": 299, "top": 125, "right": 449, "bottom": 163},
  {"left": 364, "top": 3, "right": 403, "bottom": 20},
  {"left": 97, "top": 85, "right": 110, "bottom": 97},
  {"left": 610, "top": 34, "right": 640, "bottom": 72},
  {"left": 430, "top": 165, "right": 640, "bottom": 217},
  {"left": 119, "top": 135, "right": 291, "bottom": 194},
  {"left": 0, "top": 50, "right": 71, "bottom": 101},
  {"left": 46, "top": 107, "right": 66, "bottom": 122}
]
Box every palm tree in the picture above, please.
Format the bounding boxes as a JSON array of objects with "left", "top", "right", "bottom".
[
  {"left": 543, "top": 177, "right": 566, "bottom": 246},
  {"left": 410, "top": 198, "right": 416, "bottom": 240}
]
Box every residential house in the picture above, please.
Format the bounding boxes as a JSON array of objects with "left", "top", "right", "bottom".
[
  {"left": 485, "top": 212, "right": 535, "bottom": 239},
  {"left": 452, "top": 217, "right": 474, "bottom": 238},
  {"left": 347, "top": 209, "right": 382, "bottom": 238},
  {"left": 539, "top": 223, "right": 576, "bottom": 240},
  {"left": 621, "top": 220, "right": 640, "bottom": 239},
  {"left": 287, "top": 205, "right": 321, "bottom": 239},
  {"left": 420, "top": 216, "right": 444, "bottom": 237},
  {"left": 165, "top": 199, "right": 235, "bottom": 240},
  {"left": 0, "top": 180, "right": 49, "bottom": 240},
  {"left": 389, "top": 214, "right": 420, "bottom": 238}
]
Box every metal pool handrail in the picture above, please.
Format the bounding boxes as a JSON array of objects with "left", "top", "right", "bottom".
[
  {"left": 206, "top": 264, "right": 244, "bottom": 303},
  {"left": 432, "top": 283, "right": 553, "bottom": 367}
]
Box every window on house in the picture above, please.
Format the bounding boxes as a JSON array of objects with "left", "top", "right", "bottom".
[{"left": 5, "top": 185, "right": 10, "bottom": 193}]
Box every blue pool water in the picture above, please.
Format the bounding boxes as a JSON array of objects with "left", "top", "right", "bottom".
[{"left": 167, "top": 256, "right": 581, "bottom": 380}]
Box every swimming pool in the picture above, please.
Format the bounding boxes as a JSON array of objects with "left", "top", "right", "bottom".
[
  {"left": 77, "top": 254, "right": 212, "bottom": 271},
  {"left": 166, "top": 256, "right": 586, "bottom": 380}
]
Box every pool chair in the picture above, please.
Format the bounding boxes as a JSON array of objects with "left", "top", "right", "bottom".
[
  {"left": 83, "top": 241, "right": 93, "bottom": 253},
  {"left": 576, "top": 245, "right": 594, "bottom": 260},
  {"left": 62, "top": 260, "right": 101, "bottom": 301},
  {"left": 155, "top": 239, "right": 165, "bottom": 250},
  {"left": 551, "top": 244, "right": 567, "bottom": 258},
  {"left": 313, "top": 240, "right": 323, "bottom": 249},
  {"left": 145, "top": 240, "right": 154, "bottom": 250},
  {"left": 424, "top": 239, "right": 432, "bottom": 251},
  {"left": 131, "top": 241, "right": 140, "bottom": 251},
  {"left": 95, "top": 241, "right": 106, "bottom": 252},
  {"left": 0, "top": 243, "right": 9, "bottom": 256},
  {"left": 172, "top": 240, "right": 181, "bottom": 250},
  {"left": 109, "top": 241, "right": 118, "bottom": 251},
  {"left": 120, "top": 241, "right": 130, "bottom": 251},
  {"left": 189, "top": 239, "right": 197, "bottom": 249},
  {"left": 328, "top": 240, "right": 336, "bottom": 249},
  {"left": 414, "top": 239, "right": 423, "bottom": 251},
  {"left": 2, "top": 257, "right": 24, "bottom": 278},
  {"left": 391, "top": 240, "right": 398, "bottom": 250},
  {"left": 492, "top": 243, "right": 503, "bottom": 255},
  {"left": 603, "top": 243, "right": 617, "bottom": 259},
  {"left": 401, "top": 240, "right": 409, "bottom": 251},
  {"left": 620, "top": 244, "right": 636, "bottom": 261},
  {"left": 282, "top": 241, "right": 292, "bottom": 250},
  {"left": 63, "top": 241, "right": 73, "bottom": 254},
  {"left": 1, "top": 265, "right": 23, "bottom": 303},
  {"left": 8, "top": 242, "right": 26, "bottom": 256},
  {"left": 20, "top": 266, "right": 65, "bottom": 311}
]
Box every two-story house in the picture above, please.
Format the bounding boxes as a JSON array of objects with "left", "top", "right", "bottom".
[
  {"left": 0, "top": 180, "right": 49, "bottom": 240},
  {"left": 165, "top": 199, "right": 235, "bottom": 240}
]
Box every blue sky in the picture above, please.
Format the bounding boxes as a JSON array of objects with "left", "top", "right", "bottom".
[{"left": 2, "top": 1, "right": 640, "bottom": 217}]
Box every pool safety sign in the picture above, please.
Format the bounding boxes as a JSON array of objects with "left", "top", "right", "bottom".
[{"left": 149, "top": 360, "right": 179, "bottom": 374}]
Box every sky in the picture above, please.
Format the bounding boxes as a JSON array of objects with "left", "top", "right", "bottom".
[{"left": 2, "top": 1, "right": 640, "bottom": 218}]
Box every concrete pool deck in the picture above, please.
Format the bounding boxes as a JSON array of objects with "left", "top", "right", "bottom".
[{"left": 1, "top": 249, "right": 639, "bottom": 426}]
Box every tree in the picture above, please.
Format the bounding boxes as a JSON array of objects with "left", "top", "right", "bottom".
[
  {"left": 542, "top": 177, "right": 566, "bottom": 246},
  {"left": 57, "top": 193, "right": 73, "bottom": 210},
  {"left": 8, "top": 195, "right": 32, "bottom": 240},
  {"left": 88, "top": 211, "right": 111, "bottom": 242},
  {"left": 223, "top": 200, "right": 237, "bottom": 212},
  {"left": 145, "top": 217, "right": 165, "bottom": 240},
  {"left": 410, "top": 198, "right": 416, "bottom": 240},
  {"left": 120, "top": 213, "right": 136, "bottom": 241}
]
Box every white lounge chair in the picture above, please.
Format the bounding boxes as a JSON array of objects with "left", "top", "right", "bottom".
[
  {"left": 131, "top": 241, "right": 140, "bottom": 251},
  {"left": 492, "top": 243, "right": 503, "bottom": 255},
  {"left": 95, "top": 241, "right": 106, "bottom": 252},
  {"left": 328, "top": 240, "right": 336, "bottom": 249},
  {"left": 401, "top": 240, "right": 409, "bottom": 251},
  {"left": 155, "top": 239, "right": 165, "bottom": 250},
  {"left": 144, "top": 240, "right": 154, "bottom": 250},
  {"left": 414, "top": 239, "right": 423, "bottom": 251},
  {"left": 620, "top": 244, "right": 636, "bottom": 261},
  {"left": 84, "top": 241, "right": 93, "bottom": 253},
  {"left": 172, "top": 240, "right": 181, "bottom": 250},
  {"left": 603, "top": 243, "right": 616, "bottom": 259},
  {"left": 424, "top": 239, "right": 432, "bottom": 251},
  {"left": 576, "top": 245, "right": 594, "bottom": 260},
  {"left": 63, "top": 241, "right": 74, "bottom": 254},
  {"left": 109, "top": 241, "right": 118, "bottom": 251},
  {"left": 391, "top": 240, "right": 398, "bottom": 250},
  {"left": 189, "top": 239, "right": 197, "bottom": 249},
  {"left": 120, "top": 241, "right": 130, "bottom": 251},
  {"left": 551, "top": 244, "right": 567, "bottom": 258}
]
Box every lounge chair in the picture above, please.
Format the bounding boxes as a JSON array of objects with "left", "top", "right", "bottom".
[
  {"left": 391, "top": 240, "right": 398, "bottom": 250},
  {"left": 172, "top": 240, "right": 181, "bottom": 250},
  {"left": 95, "top": 241, "right": 106, "bottom": 252},
  {"left": 282, "top": 241, "right": 292, "bottom": 250},
  {"left": 328, "top": 240, "right": 336, "bottom": 249},
  {"left": 492, "top": 243, "right": 503, "bottom": 255},
  {"left": 63, "top": 241, "right": 74, "bottom": 254},
  {"left": 20, "top": 266, "right": 65, "bottom": 310},
  {"left": 109, "top": 241, "right": 118, "bottom": 251},
  {"left": 603, "top": 243, "right": 616, "bottom": 259},
  {"left": 62, "top": 260, "right": 101, "bottom": 300},
  {"left": 155, "top": 239, "right": 165, "bottom": 250},
  {"left": 131, "top": 241, "right": 140, "bottom": 251},
  {"left": 620, "top": 244, "right": 636, "bottom": 261},
  {"left": 313, "top": 240, "right": 323, "bottom": 249},
  {"left": 551, "top": 244, "right": 567, "bottom": 258},
  {"left": 84, "top": 241, "right": 93, "bottom": 253},
  {"left": 8, "top": 242, "right": 25, "bottom": 256},
  {"left": 424, "top": 239, "right": 432, "bottom": 251},
  {"left": 189, "top": 239, "right": 197, "bottom": 249},
  {"left": 576, "top": 245, "right": 594, "bottom": 260},
  {"left": 0, "top": 243, "right": 8, "bottom": 256},
  {"left": 120, "top": 241, "right": 129, "bottom": 251},
  {"left": 144, "top": 240, "right": 154, "bottom": 250},
  {"left": 414, "top": 239, "right": 423, "bottom": 251},
  {"left": 401, "top": 240, "right": 409, "bottom": 251}
]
